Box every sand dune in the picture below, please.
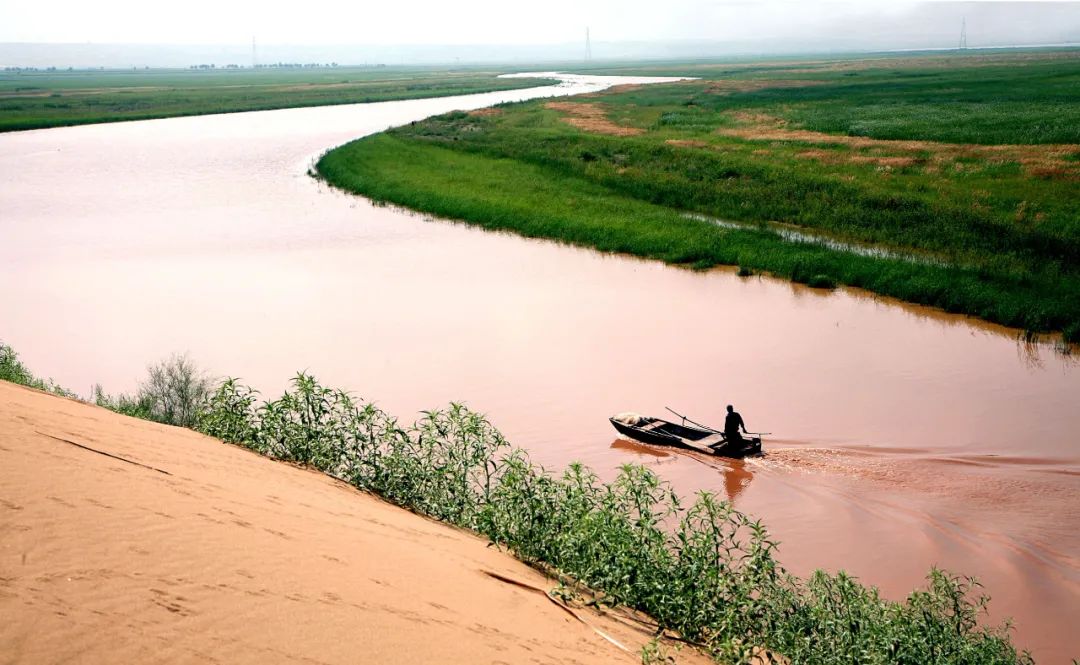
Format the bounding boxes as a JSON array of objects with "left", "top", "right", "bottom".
[{"left": 0, "top": 381, "right": 709, "bottom": 664}]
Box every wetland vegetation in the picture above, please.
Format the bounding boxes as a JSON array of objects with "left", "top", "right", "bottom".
[
  {"left": 0, "top": 341, "right": 1034, "bottom": 663},
  {"left": 318, "top": 49, "right": 1080, "bottom": 342},
  {"left": 0, "top": 66, "right": 555, "bottom": 131}
]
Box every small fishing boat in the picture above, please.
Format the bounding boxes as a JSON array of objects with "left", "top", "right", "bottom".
[{"left": 609, "top": 407, "right": 763, "bottom": 458}]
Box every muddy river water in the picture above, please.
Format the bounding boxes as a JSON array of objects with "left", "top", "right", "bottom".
[{"left": 1, "top": 74, "right": 1077, "bottom": 661}]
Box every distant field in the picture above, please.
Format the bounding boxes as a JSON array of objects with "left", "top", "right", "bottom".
[
  {"left": 563, "top": 49, "right": 1080, "bottom": 144},
  {"left": 0, "top": 66, "right": 556, "bottom": 131},
  {"left": 319, "top": 49, "right": 1080, "bottom": 341}
]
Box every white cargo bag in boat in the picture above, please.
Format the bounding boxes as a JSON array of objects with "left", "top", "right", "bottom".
[{"left": 611, "top": 412, "right": 646, "bottom": 426}]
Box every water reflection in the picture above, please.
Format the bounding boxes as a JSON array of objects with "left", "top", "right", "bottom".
[
  {"left": 720, "top": 459, "right": 754, "bottom": 503},
  {"left": 1017, "top": 336, "right": 1047, "bottom": 370},
  {"left": 608, "top": 438, "right": 755, "bottom": 503},
  {"left": 1015, "top": 332, "right": 1077, "bottom": 368},
  {"left": 766, "top": 273, "right": 1078, "bottom": 361},
  {"left": 609, "top": 438, "right": 671, "bottom": 459}
]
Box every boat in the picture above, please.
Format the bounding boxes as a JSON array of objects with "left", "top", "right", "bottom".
[{"left": 609, "top": 408, "right": 762, "bottom": 458}]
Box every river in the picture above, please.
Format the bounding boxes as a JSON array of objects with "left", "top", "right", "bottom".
[{"left": 1, "top": 74, "right": 1077, "bottom": 662}]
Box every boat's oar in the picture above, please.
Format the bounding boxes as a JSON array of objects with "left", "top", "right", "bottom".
[
  {"left": 665, "top": 405, "right": 688, "bottom": 424},
  {"left": 666, "top": 407, "right": 770, "bottom": 438},
  {"left": 665, "top": 406, "right": 723, "bottom": 434}
]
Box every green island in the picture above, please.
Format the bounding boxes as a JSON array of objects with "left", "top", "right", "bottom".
[
  {"left": 0, "top": 341, "right": 1034, "bottom": 663},
  {"left": 0, "top": 66, "right": 556, "bottom": 132},
  {"left": 317, "top": 49, "right": 1080, "bottom": 343}
]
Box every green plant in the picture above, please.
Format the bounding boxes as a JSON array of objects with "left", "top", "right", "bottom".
[
  {"left": 94, "top": 353, "right": 213, "bottom": 427},
  {"left": 93, "top": 383, "right": 154, "bottom": 419},
  {"left": 0, "top": 341, "right": 35, "bottom": 385},
  {"left": 194, "top": 378, "right": 259, "bottom": 445},
  {"left": 0, "top": 341, "right": 75, "bottom": 397},
  {"left": 137, "top": 353, "right": 212, "bottom": 426},
  {"left": 641, "top": 638, "right": 673, "bottom": 664}
]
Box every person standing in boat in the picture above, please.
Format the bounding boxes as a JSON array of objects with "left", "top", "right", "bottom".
[{"left": 723, "top": 404, "right": 748, "bottom": 445}]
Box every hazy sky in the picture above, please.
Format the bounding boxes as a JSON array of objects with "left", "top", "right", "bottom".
[{"left": 3, "top": 0, "right": 1077, "bottom": 46}]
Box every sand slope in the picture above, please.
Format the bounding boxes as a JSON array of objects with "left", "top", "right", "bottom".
[{"left": 0, "top": 381, "right": 709, "bottom": 665}]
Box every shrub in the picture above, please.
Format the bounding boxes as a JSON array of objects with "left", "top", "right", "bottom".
[
  {"left": 96, "top": 353, "right": 212, "bottom": 427},
  {"left": 0, "top": 342, "right": 35, "bottom": 385}
]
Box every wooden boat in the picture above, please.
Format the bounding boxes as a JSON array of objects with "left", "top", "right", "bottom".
[{"left": 609, "top": 410, "right": 762, "bottom": 459}]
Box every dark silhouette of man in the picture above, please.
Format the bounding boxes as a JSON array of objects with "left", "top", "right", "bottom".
[{"left": 723, "top": 404, "right": 747, "bottom": 445}]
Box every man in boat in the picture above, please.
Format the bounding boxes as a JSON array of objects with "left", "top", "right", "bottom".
[{"left": 720, "top": 404, "right": 748, "bottom": 447}]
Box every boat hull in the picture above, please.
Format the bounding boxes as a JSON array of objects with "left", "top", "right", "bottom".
[{"left": 609, "top": 417, "right": 761, "bottom": 459}]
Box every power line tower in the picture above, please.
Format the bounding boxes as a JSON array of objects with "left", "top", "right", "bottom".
[
  {"left": 252, "top": 36, "right": 257, "bottom": 68},
  {"left": 959, "top": 18, "right": 968, "bottom": 50},
  {"left": 585, "top": 27, "right": 592, "bottom": 62}
]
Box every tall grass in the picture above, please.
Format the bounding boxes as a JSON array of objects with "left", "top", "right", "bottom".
[{"left": 196, "top": 372, "right": 1032, "bottom": 665}]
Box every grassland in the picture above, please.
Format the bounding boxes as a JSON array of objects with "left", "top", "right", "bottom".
[
  {"left": 0, "top": 66, "right": 556, "bottom": 131},
  {"left": 0, "top": 341, "right": 1033, "bottom": 663},
  {"left": 318, "top": 49, "right": 1080, "bottom": 342}
]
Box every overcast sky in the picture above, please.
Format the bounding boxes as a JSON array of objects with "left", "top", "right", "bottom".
[
  {"left": 2, "top": 0, "right": 1077, "bottom": 45},
  {"left": 1, "top": 1, "right": 1077, "bottom": 66}
]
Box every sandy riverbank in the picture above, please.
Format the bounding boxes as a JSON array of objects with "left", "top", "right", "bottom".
[{"left": 0, "top": 380, "right": 709, "bottom": 664}]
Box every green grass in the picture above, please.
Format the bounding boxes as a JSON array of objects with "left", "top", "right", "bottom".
[
  {"left": 0, "top": 66, "right": 556, "bottom": 132},
  {"left": 567, "top": 50, "right": 1080, "bottom": 144},
  {"left": 317, "top": 50, "right": 1080, "bottom": 342}
]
